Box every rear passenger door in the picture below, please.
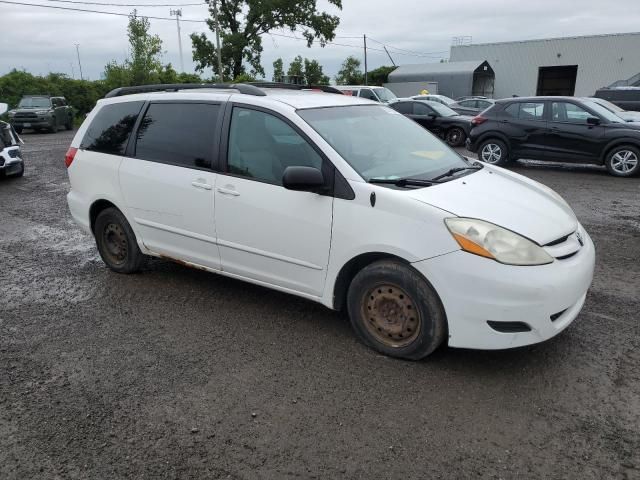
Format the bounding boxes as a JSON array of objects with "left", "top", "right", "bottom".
[
  {"left": 214, "top": 105, "right": 334, "bottom": 297},
  {"left": 501, "top": 101, "right": 548, "bottom": 159},
  {"left": 119, "top": 101, "right": 223, "bottom": 269}
]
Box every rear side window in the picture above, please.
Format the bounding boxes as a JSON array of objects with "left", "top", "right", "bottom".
[
  {"left": 391, "top": 102, "right": 412, "bottom": 114},
  {"left": 504, "top": 102, "right": 545, "bottom": 120},
  {"left": 359, "top": 89, "right": 377, "bottom": 101},
  {"left": 81, "top": 101, "right": 144, "bottom": 155},
  {"left": 134, "top": 103, "right": 220, "bottom": 168}
]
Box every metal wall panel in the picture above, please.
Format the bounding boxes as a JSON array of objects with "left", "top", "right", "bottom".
[{"left": 450, "top": 33, "right": 640, "bottom": 99}]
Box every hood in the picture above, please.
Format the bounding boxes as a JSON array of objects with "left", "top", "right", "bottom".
[
  {"left": 618, "top": 112, "right": 640, "bottom": 122},
  {"left": 406, "top": 166, "right": 577, "bottom": 245}
]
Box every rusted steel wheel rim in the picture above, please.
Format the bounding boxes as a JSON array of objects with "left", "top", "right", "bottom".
[
  {"left": 103, "top": 222, "right": 128, "bottom": 265},
  {"left": 362, "top": 283, "right": 421, "bottom": 348}
]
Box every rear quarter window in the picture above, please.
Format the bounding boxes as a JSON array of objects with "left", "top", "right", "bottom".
[{"left": 81, "top": 101, "right": 144, "bottom": 155}]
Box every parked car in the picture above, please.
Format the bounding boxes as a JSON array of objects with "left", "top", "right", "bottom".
[
  {"left": 334, "top": 85, "right": 397, "bottom": 103},
  {"left": 588, "top": 97, "right": 640, "bottom": 122},
  {"left": 390, "top": 99, "right": 472, "bottom": 146},
  {"left": 8, "top": 95, "right": 74, "bottom": 133},
  {"left": 466, "top": 96, "right": 640, "bottom": 176},
  {"left": 410, "top": 94, "right": 455, "bottom": 106},
  {"left": 455, "top": 96, "right": 488, "bottom": 101},
  {"left": 450, "top": 98, "right": 495, "bottom": 115},
  {"left": 594, "top": 87, "right": 640, "bottom": 112},
  {"left": 0, "top": 103, "right": 24, "bottom": 177},
  {"left": 66, "top": 83, "right": 594, "bottom": 360}
]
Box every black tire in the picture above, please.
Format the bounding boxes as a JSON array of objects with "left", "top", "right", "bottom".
[
  {"left": 347, "top": 260, "right": 447, "bottom": 360},
  {"left": 478, "top": 138, "right": 509, "bottom": 166},
  {"left": 13, "top": 126, "right": 23, "bottom": 134},
  {"left": 48, "top": 122, "right": 57, "bottom": 133},
  {"left": 605, "top": 145, "right": 640, "bottom": 177},
  {"left": 94, "top": 207, "right": 145, "bottom": 273},
  {"left": 65, "top": 117, "right": 73, "bottom": 130},
  {"left": 445, "top": 127, "right": 466, "bottom": 147}
]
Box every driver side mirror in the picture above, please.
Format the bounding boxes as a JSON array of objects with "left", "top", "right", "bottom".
[
  {"left": 428, "top": 113, "right": 438, "bottom": 119},
  {"left": 587, "top": 116, "right": 601, "bottom": 126},
  {"left": 282, "top": 166, "right": 325, "bottom": 193}
]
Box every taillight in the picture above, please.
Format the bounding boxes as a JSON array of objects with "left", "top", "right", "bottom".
[
  {"left": 65, "top": 147, "right": 78, "bottom": 168},
  {"left": 471, "top": 115, "right": 487, "bottom": 126}
]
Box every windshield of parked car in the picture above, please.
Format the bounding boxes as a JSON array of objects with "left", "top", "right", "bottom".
[
  {"left": 423, "top": 101, "right": 458, "bottom": 117},
  {"left": 593, "top": 98, "right": 623, "bottom": 112},
  {"left": 582, "top": 100, "right": 625, "bottom": 123},
  {"left": 298, "top": 105, "right": 471, "bottom": 182},
  {"left": 374, "top": 88, "right": 397, "bottom": 103},
  {"left": 18, "top": 97, "right": 51, "bottom": 108}
]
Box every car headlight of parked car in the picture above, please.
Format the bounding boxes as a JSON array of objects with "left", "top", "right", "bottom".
[
  {"left": 445, "top": 217, "right": 554, "bottom": 266},
  {"left": 8, "top": 110, "right": 16, "bottom": 117}
]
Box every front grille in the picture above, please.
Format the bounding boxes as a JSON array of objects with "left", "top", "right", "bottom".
[
  {"left": 545, "top": 234, "right": 572, "bottom": 247},
  {"left": 0, "top": 158, "right": 4, "bottom": 167},
  {"left": 543, "top": 230, "right": 581, "bottom": 260},
  {"left": 487, "top": 321, "right": 532, "bottom": 333},
  {"left": 556, "top": 252, "right": 578, "bottom": 260},
  {"left": 14, "top": 112, "right": 38, "bottom": 119}
]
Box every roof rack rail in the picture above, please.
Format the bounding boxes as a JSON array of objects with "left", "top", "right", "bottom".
[
  {"left": 246, "top": 82, "right": 344, "bottom": 95},
  {"left": 104, "top": 83, "right": 267, "bottom": 98}
]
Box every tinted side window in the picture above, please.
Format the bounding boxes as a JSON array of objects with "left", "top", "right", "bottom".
[
  {"left": 227, "top": 107, "right": 322, "bottom": 185},
  {"left": 413, "top": 103, "right": 434, "bottom": 115},
  {"left": 81, "top": 101, "right": 144, "bottom": 155},
  {"left": 359, "top": 89, "right": 377, "bottom": 101},
  {"left": 551, "top": 102, "right": 591, "bottom": 124},
  {"left": 391, "top": 102, "right": 412, "bottom": 114},
  {"left": 519, "top": 102, "right": 545, "bottom": 120},
  {"left": 134, "top": 103, "right": 219, "bottom": 168},
  {"left": 504, "top": 103, "right": 520, "bottom": 118}
]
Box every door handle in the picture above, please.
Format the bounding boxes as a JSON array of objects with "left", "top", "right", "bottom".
[
  {"left": 191, "top": 181, "right": 212, "bottom": 190},
  {"left": 216, "top": 187, "right": 240, "bottom": 196}
]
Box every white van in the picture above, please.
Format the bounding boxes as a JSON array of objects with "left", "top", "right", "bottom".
[
  {"left": 334, "top": 85, "right": 397, "bottom": 103},
  {"left": 65, "top": 84, "right": 595, "bottom": 360}
]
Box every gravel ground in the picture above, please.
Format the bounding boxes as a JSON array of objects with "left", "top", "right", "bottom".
[{"left": 1, "top": 130, "right": 639, "bottom": 479}]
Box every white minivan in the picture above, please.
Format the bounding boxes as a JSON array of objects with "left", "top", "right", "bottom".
[{"left": 66, "top": 84, "right": 595, "bottom": 360}]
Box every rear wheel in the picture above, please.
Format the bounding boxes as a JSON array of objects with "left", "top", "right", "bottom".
[
  {"left": 94, "top": 208, "right": 145, "bottom": 273},
  {"left": 605, "top": 145, "right": 640, "bottom": 177},
  {"left": 347, "top": 260, "right": 447, "bottom": 360},
  {"left": 478, "top": 139, "right": 509, "bottom": 166},
  {"left": 445, "top": 127, "right": 466, "bottom": 147}
]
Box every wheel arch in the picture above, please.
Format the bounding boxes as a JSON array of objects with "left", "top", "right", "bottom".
[
  {"left": 476, "top": 132, "right": 512, "bottom": 151},
  {"left": 89, "top": 199, "right": 120, "bottom": 233},
  {"left": 332, "top": 252, "right": 412, "bottom": 311},
  {"left": 599, "top": 138, "right": 640, "bottom": 165}
]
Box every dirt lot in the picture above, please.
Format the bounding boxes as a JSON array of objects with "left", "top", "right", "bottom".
[{"left": 1, "top": 129, "right": 639, "bottom": 479}]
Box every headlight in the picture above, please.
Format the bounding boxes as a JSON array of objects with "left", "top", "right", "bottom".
[
  {"left": 445, "top": 218, "right": 554, "bottom": 266},
  {"left": 8, "top": 110, "right": 15, "bottom": 117}
]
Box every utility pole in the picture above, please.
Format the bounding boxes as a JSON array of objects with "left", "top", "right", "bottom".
[
  {"left": 363, "top": 34, "right": 368, "bottom": 85},
  {"left": 70, "top": 62, "right": 75, "bottom": 79},
  {"left": 211, "top": 0, "right": 224, "bottom": 82},
  {"left": 170, "top": 9, "right": 184, "bottom": 72},
  {"left": 75, "top": 44, "right": 84, "bottom": 81}
]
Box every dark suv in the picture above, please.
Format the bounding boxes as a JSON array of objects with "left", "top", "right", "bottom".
[
  {"left": 8, "top": 96, "right": 74, "bottom": 134},
  {"left": 466, "top": 96, "right": 640, "bottom": 177}
]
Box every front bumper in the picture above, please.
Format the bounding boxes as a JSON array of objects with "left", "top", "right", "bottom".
[
  {"left": 10, "top": 118, "right": 52, "bottom": 128},
  {"left": 465, "top": 137, "right": 478, "bottom": 153},
  {"left": 412, "top": 225, "right": 595, "bottom": 350},
  {"left": 0, "top": 147, "right": 23, "bottom": 175}
]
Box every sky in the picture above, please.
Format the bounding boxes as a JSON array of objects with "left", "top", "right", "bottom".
[{"left": 2, "top": 0, "right": 640, "bottom": 82}]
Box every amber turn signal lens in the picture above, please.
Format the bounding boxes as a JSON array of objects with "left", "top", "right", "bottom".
[{"left": 452, "top": 233, "right": 495, "bottom": 259}]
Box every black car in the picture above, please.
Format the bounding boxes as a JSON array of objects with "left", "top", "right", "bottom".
[
  {"left": 466, "top": 96, "right": 640, "bottom": 177},
  {"left": 594, "top": 87, "right": 640, "bottom": 112},
  {"left": 390, "top": 100, "right": 473, "bottom": 147}
]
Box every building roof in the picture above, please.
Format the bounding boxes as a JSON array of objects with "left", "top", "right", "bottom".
[
  {"left": 451, "top": 31, "right": 640, "bottom": 50},
  {"left": 388, "top": 60, "right": 491, "bottom": 83}
]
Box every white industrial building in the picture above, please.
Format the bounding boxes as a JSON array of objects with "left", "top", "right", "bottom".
[{"left": 387, "top": 32, "right": 640, "bottom": 99}]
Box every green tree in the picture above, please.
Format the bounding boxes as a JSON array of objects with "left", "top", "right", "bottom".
[
  {"left": 368, "top": 65, "right": 396, "bottom": 86},
  {"left": 190, "top": 0, "right": 342, "bottom": 80},
  {"left": 287, "top": 55, "right": 304, "bottom": 78},
  {"left": 335, "top": 56, "right": 363, "bottom": 85},
  {"left": 126, "top": 10, "right": 164, "bottom": 85},
  {"left": 303, "top": 58, "right": 329, "bottom": 84},
  {"left": 272, "top": 58, "right": 284, "bottom": 82}
]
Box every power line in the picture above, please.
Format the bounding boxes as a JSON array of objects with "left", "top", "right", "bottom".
[
  {"left": 367, "top": 36, "right": 448, "bottom": 57},
  {"left": 44, "top": 0, "right": 203, "bottom": 6}
]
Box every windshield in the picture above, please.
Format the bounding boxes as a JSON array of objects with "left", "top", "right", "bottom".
[
  {"left": 426, "top": 102, "right": 458, "bottom": 117},
  {"left": 593, "top": 98, "right": 623, "bottom": 112},
  {"left": 18, "top": 97, "right": 51, "bottom": 108},
  {"left": 374, "top": 87, "right": 397, "bottom": 103},
  {"left": 582, "top": 100, "right": 625, "bottom": 123},
  {"left": 298, "top": 105, "right": 470, "bottom": 182}
]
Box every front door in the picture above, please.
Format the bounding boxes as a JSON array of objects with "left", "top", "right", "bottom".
[
  {"left": 545, "top": 101, "right": 605, "bottom": 163},
  {"left": 119, "top": 101, "right": 223, "bottom": 269},
  {"left": 214, "top": 105, "right": 333, "bottom": 297}
]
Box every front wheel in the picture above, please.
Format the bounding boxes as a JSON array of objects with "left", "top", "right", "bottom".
[
  {"left": 445, "top": 127, "right": 466, "bottom": 147},
  {"left": 605, "top": 145, "right": 640, "bottom": 177},
  {"left": 94, "top": 208, "right": 145, "bottom": 273},
  {"left": 347, "top": 260, "right": 447, "bottom": 360},
  {"left": 478, "top": 139, "right": 509, "bottom": 166}
]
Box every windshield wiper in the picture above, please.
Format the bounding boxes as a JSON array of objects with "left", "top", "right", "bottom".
[
  {"left": 368, "top": 177, "right": 441, "bottom": 187},
  {"left": 429, "top": 164, "right": 483, "bottom": 182}
]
